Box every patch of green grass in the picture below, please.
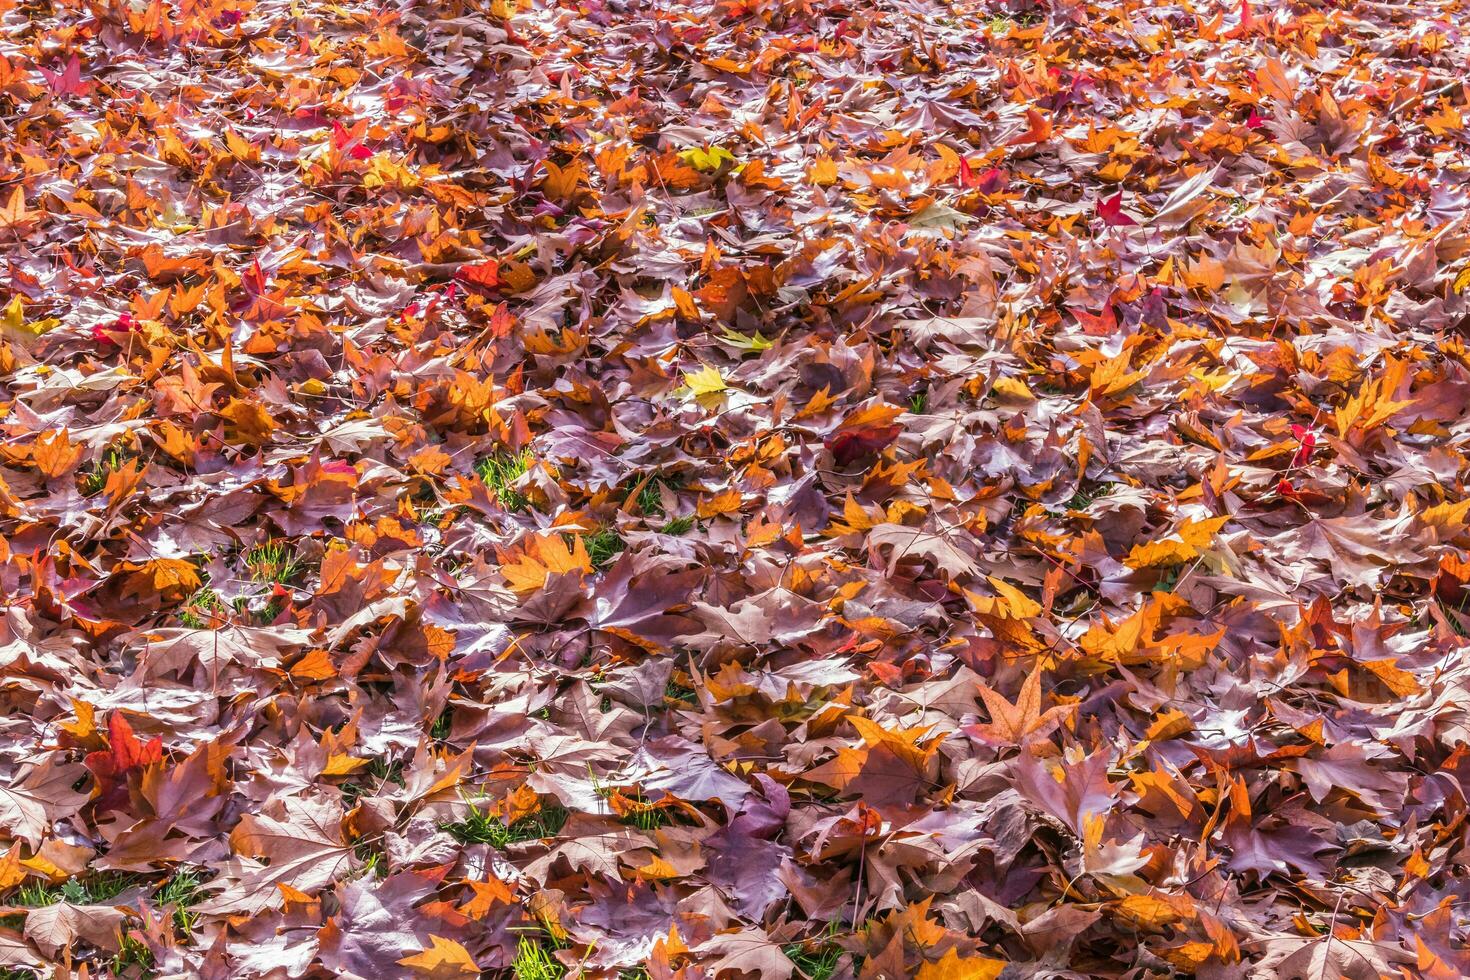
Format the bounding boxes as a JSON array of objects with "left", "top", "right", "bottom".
[
  {"left": 17, "top": 872, "right": 140, "bottom": 907},
  {"left": 154, "top": 870, "right": 204, "bottom": 937},
  {"left": 443, "top": 801, "right": 568, "bottom": 847},
  {"left": 637, "top": 484, "right": 661, "bottom": 516},
  {"left": 784, "top": 922, "right": 845, "bottom": 980},
  {"left": 1437, "top": 594, "right": 1470, "bottom": 637},
  {"left": 353, "top": 849, "right": 388, "bottom": 880},
  {"left": 430, "top": 706, "right": 453, "bottom": 742},
  {"left": 512, "top": 936, "right": 564, "bottom": 980},
  {"left": 244, "top": 541, "right": 301, "bottom": 584},
  {"left": 665, "top": 680, "right": 697, "bottom": 705},
  {"left": 632, "top": 474, "right": 684, "bottom": 518},
  {"left": 784, "top": 942, "right": 843, "bottom": 980},
  {"left": 476, "top": 449, "right": 534, "bottom": 510},
  {"left": 1063, "top": 481, "right": 1115, "bottom": 511},
  {"left": 110, "top": 935, "right": 154, "bottom": 978},
  {"left": 584, "top": 529, "right": 625, "bottom": 569},
  {"left": 341, "top": 757, "right": 405, "bottom": 808},
  {"left": 624, "top": 806, "right": 667, "bottom": 831},
  {"left": 660, "top": 515, "right": 695, "bottom": 535},
  {"left": 628, "top": 475, "right": 694, "bottom": 533},
  {"left": 79, "top": 446, "right": 134, "bottom": 497},
  {"left": 987, "top": 10, "right": 1041, "bottom": 32},
  {"left": 178, "top": 587, "right": 226, "bottom": 629},
  {"left": 908, "top": 390, "right": 928, "bottom": 414}
]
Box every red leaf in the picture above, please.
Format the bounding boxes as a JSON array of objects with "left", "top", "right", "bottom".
[
  {"left": 1290, "top": 424, "right": 1317, "bottom": 467},
  {"left": 331, "top": 120, "right": 373, "bottom": 160},
  {"left": 958, "top": 157, "right": 978, "bottom": 188},
  {"left": 974, "top": 167, "right": 1008, "bottom": 194},
  {"left": 455, "top": 260, "right": 501, "bottom": 291},
  {"left": 83, "top": 713, "right": 162, "bottom": 813},
  {"left": 1097, "top": 193, "right": 1137, "bottom": 227},
  {"left": 39, "top": 55, "right": 88, "bottom": 98},
  {"left": 827, "top": 426, "right": 899, "bottom": 465},
  {"left": 107, "top": 712, "right": 162, "bottom": 773}
]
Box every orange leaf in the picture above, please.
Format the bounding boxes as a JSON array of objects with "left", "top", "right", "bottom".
[
  {"left": 498, "top": 533, "right": 592, "bottom": 593},
  {"left": 1006, "top": 108, "right": 1052, "bottom": 146},
  {"left": 397, "top": 935, "right": 481, "bottom": 977},
  {"left": 915, "top": 947, "right": 1007, "bottom": 980}
]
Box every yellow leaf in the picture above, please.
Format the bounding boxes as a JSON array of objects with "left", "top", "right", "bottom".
[
  {"left": 697, "top": 487, "right": 743, "bottom": 518},
  {"left": 397, "top": 935, "right": 481, "bottom": 977},
  {"left": 682, "top": 364, "right": 727, "bottom": 397},
  {"left": 323, "top": 754, "right": 368, "bottom": 776},
  {"left": 678, "top": 145, "right": 737, "bottom": 172},
  {"left": 1416, "top": 497, "right": 1470, "bottom": 532},
  {"left": 1126, "top": 516, "right": 1228, "bottom": 568},
  {"left": 1087, "top": 348, "right": 1148, "bottom": 398},
  {"left": 716, "top": 325, "right": 772, "bottom": 351},
  {"left": 808, "top": 156, "right": 839, "bottom": 186},
  {"left": 219, "top": 398, "right": 278, "bottom": 446},
  {"left": 847, "top": 715, "right": 937, "bottom": 771},
  {"left": 2, "top": 295, "right": 60, "bottom": 339},
  {"left": 1116, "top": 894, "right": 1195, "bottom": 930},
  {"left": 1160, "top": 941, "right": 1215, "bottom": 971},
  {"left": 965, "top": 577, "right": 1042, "bottom": 619},
  {"left": 991, "top": 376, "right": 1034, "bottom": 402},
  {"left": 499, "top": 533, "right": 592, "bottom": 593},
  {"left": 914, "top": 947, "right": 1007, "bottom": 980},
  {"left": 121, "top": 558, "right": 202, "bottom": 600},
  {"left": 635, "top": 855, "right": 681, "bottom": 879},
  {"left": 825, "top": 493, "right": 880, "bottom": 536},
  {"left": 1361, "top": 657, "right": 1420, "bottom": 697},
  {"left": 290, "top": 648, "right": 337, "bottom": 681},
  {"left": 20, "top": 853, "right": 67, "bottom": 881},
  {"left": 1181, "top": 255, "right": 1225, "bottom": 291},
  {"left": 1426, "top": 103, "right": 1463, "bottom": 136}
]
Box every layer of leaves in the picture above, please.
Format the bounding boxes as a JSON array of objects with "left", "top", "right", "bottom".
[{"left": 0, "top": 0, "right": 1468, "bottom": 975}]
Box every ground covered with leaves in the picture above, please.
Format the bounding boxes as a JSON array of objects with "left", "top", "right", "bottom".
[{"left": 1, "top": 0, "right": 1470, "bottom": 975}]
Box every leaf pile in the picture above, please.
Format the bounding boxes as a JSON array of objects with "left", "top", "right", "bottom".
[{"left": 1, "top": 0, "right": 1469, "bottom": 975}]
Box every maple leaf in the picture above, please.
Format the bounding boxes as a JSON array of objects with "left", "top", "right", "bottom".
[
  {"left": 679, "top": 145, "right": 738, "bottom": 172},
  {"left": 682, "top": 363, "right": 728, "bottom": 397},
  {"left": 23, "top": 901, "right": 127, "bottom": 958},
  {"left": 1096, "top": 192, "right": 1137, "bottom": 226},
  {"left": 0, "top": 189, "right": 38, "bottom": 238},
  {"left": 965, "top": 667, "right": 1072, "bottom": 748},
  {"left": 1, "top": 294, "right": 60, "bottom": 342},
  {"left": 867, "top": 524, "right": 979, "bottom": 579},
  {"left": 83, "top": 712, "right": 163, "bottom": 813},
  {"left": 824, "top": 403, "right": 904, "bottom": 465},
  {"left": 38, "top": 55, "right": 88, "bottom": 97},
  {"left": 693, "top": 929, "right": 794, "bottom": 979},
  {"left": 498, "top": 532, "right": 593, "bottom": 593},
  {"left": 454, "top": 259, "right": 501, "bottom": 290},
  {"left": 397, "top": 935, "right": 481, "bottom": 977},
  {"left": 0, "top": 756, "right": 90, "bottom": 848},
  {"left": 915, "top": 947, "right": 1006, "bottom": 980},
  {"left": 196, "top": 797, "right": 355, "bottom": 915},
  {"left": 1007, "top": 108, "right": 1053, "bottom": 145}
]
